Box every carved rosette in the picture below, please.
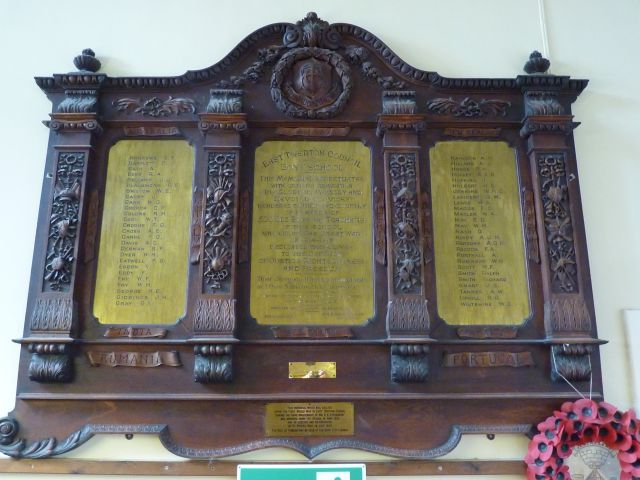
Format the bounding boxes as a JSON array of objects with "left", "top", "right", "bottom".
[
  {"left": 202, "top": 152, "right": 236, "bottom": 294},
  {"left": 388, "top": 153, "right": 422, "bottom": 295},
  {"left": 43, "top": 152, "right": 85, "bottom": 292}
]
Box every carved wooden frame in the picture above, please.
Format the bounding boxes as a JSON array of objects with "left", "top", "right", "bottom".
[{"left": 0, "top": 17, "right": 604, "bottom": 460}]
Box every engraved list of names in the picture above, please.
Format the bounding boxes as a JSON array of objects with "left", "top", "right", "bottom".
[
  {"left": 251, "top": 141, "right": 374, "bottom": 325},
  {"left": 430, "top": 141, "right": 530, "bottom": 326},
  {"left": 93, "top": 140, "right": 193, "bottom": 325}
]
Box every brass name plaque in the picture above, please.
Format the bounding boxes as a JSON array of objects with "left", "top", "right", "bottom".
[
  {"left": 430, "top": 141, "right": 530, "bottom": 325},
  {"left": 442, "top": 351, "right": 535, "bottom": 368},
  {"left": 93, "top": 140, "right": 194, "bottom": 325},
  {"left": 265, "top": 402, "right": 354, "bottom": 437},
  {"left": 251, "top": 141, "right": 374, "bottom": 325},
  {"left": 86, "top": 351, "right": 181, "bottom": 368},
  {"left": 288, "top": 362, "right": 337, "bottom": 379}
]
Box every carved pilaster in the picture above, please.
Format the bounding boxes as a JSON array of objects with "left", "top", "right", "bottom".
[
  {"left": 26, "top": 51, "right": 105, "bottom": 383},
  {"left": 191, "top": 98, "right": 243, "bottom": 383},
  {"left": 520, "top": 66, "right": 600, "bottom": 383},
  {"left": 378, "top": 91, "right": 430, "bottom": 382}
]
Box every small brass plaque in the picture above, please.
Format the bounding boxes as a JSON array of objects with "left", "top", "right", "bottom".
[
  {"left": 430, "top": 141, "right": 530, "bottom": 325},
  {"left": 93, "top": 140, "right": 194, "bottom": 325},
  {"left": 251, "top": 141, "right": 374, "bottom": 325},
  {"left": 289, "top": 362, "right": 336, "bottom": 379},
  {"left": 265, "top": 402, "right": 354, "bottom": 437}
]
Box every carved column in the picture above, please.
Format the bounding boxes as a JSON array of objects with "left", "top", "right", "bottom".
[
  {"left": 377, "top": 91, "right": 431, "bottom": 383},
  {"left": 26, "top": 50, "right": 105, "bottom": 383},
  {"left": 191, "top": 89, "right": 246, "bottom": 383},
  {"left": 519, "top": 75, "right": 600, "bottom": 382}
]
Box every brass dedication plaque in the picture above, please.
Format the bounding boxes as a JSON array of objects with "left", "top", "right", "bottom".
[
  {"left": 93, "top": 140, "right": 194, "bottom": 325},
  {"left": 430, "top": 141, "right": 530, "bottom": 325},
  {"left": 251, "top": 141, "right": 373, "bottom": 325},
  {"left": 265, "top": 402, "right": 354, "bottom": 437},
  {"left": 288, "top": 362, "right": 337, "bottom": 379}
]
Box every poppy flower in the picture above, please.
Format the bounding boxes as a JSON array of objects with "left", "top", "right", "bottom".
[
  {"left": 620, "top": 457, "right": 640, "bottom": 477},
  {"left": 595, "top": 401, "right": 619, "bottom": 424},
  {"left": 530, "top": 433, "right": 555, "bottom": 461},
  {"left": 618, "top": 439, "right": 640, "bottom": 464},
  {"left": 564, "top": 398, "right": 598, "bottom": 423},
  {"left": 597, "top": 423, "right": 618, "bottom": 446}
]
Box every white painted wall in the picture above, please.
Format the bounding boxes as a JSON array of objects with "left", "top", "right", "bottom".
[{"left": 0, "top": 0, "right": 638, "bottom": 478}]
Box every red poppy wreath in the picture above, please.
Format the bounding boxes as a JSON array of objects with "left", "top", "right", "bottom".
[{"left": 525, "top": 399, "right": 640, "bottom": 480}]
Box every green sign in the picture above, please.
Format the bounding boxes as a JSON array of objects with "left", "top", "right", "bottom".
[{"left": 238, "top": 464, "right": 366, "bottom": 480}]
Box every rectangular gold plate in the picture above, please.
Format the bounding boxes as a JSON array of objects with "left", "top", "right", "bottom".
[
  {"left": 251, "top": 141, "right": 374, "bottom": 325},
  {"left": 430, "top": 141, "right": 530, "bottom": 325},
  {"left": 265, "top": 402, "right": 354, "bottom": 437},
  {"left": 93, "top": 140, "right": 194, "bottom": 325},
  {"left": 288, "top": 362, "right": 337, "bottom": 379}
]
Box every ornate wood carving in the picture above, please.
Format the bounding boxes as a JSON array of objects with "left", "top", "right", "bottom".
[
  {"left": 237, "top": 190, "right": 250, "bottom": 264},
  {"left": 190, "top": 188, "right": 205, "bottom": 265},
  {"left": 386, "top": 298, "right": 430, "bottom": 334},
  {"left": 206, "top": 89, "right": 243, "bottom": 113},
  {"left": 193, "top": 298, "right": 235, "bottom": 334},
  {"left": 28, "top": 344, "right": 73, "bottom": 383},
  {"left": 551, "top": 344, "right": 592, "bottom": 382},
  {"left": 83, "top": 190, "right": 99, "bottom": 264},
  {"left": 203, "top": 152, "right": 236, "bottom": 293},
  {"left": 524, "top": 91, "right": 564, "bottom": 116},
  {"left": 113, "top": 96, "right": 196, "bottom": 117},
  {"left": 524, "top": 190, "right": 541, "bottom": 263},
  {"left": 420, "top": 191, "right": 433, "bottom": 265},
  {"left": 29, "top": 298, "right": 73, "bottom": 332},
  {"left": 193, "top": 345, "right": 233, "bottom": 383},
  {"left": 523, "top": 50, "right": 550, "bottom": 74},
  {"left": 389, "top": 153, "right": 422, "bottom": 294},
  {"left": 537, "top": 153, "right": 579, "bottom": 293},
  {"left": 426, "top": 97, "right": 511, "bottom": 117},
  {"left": 271, "top": 47, "right": 352, "bottom": 119},
  {"left": 43, "top": 152, "right": 85, "bottom": 292},
  {"left": 374, "top": 188, "right": 387, "bottom": 265},
  {"left": 548, "top": 297, "right": 591, "bottom": 333},
  {"left": 7, "top": 19, "right": 604, "bottom": 461},
  {"left": 391, "top": 344, "right": 429, "bottom": 383}
]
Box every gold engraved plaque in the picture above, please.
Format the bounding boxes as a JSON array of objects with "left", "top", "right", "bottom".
[
  {"left": 93, "top": 140, "right": 194, "bottom": 325},
  {"left": 430, "top": 141, "right": 530, "bottom": 325},
  {"left": 251, "top": 141, "right": 374, "bottom": 325},
  {"left": 288, "top": 362, "right": 337, "bottom": 379},
  {"left": 265, "top": 402, "right": 354, "bottom": 437}
]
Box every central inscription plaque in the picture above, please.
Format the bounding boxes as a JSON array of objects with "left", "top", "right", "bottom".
[
  {"left": 93, "top": 140, "right": 193, "bottom": 325},
  {"left": 265, "top": 402, "right": 354, "bottom": 437},
  {"left": 251, "top": 141, "right": 373, "bottom": 325},
  {"left": 430, "top": 141, "right": 530, "bottom": 326}
]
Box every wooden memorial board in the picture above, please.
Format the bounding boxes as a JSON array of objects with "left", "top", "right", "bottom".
[{"left": 0, "top": 13, "right": 604, "bottom": 460}]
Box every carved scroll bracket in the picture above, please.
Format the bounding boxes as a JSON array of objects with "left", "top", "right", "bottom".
[{"left": 193, "top": 344, "right": 233, "bottom": 384}]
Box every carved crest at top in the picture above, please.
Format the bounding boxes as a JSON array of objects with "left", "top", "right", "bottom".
[{"left": 283, "top": 12, "right": 343, "bottom": 50}]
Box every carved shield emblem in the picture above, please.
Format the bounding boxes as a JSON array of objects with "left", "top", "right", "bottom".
[
  {"left": 271, "top": 48, "right": 352, "bottom": 119},
  {"left": 293, "top": 57, "right": 332, "bottom": 99}
]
